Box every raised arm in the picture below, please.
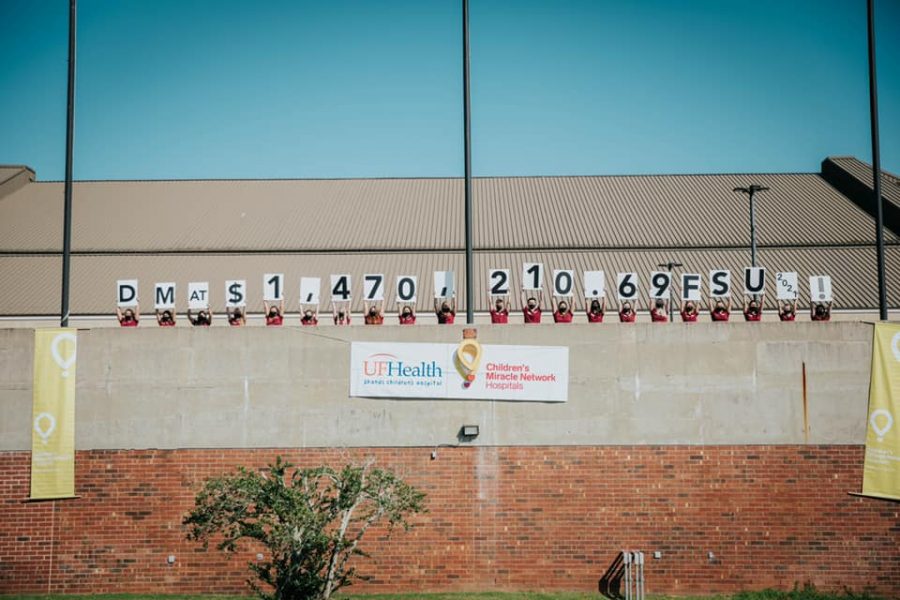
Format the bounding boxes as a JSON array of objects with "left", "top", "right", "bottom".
[
  {"left": 116, "top": 306, "right": 124, "bottom": 323},
  {"left": 134, "top": 302, "right": 141, "bottom": 321}
]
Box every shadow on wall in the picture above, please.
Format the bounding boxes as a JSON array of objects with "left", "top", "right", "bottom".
[{"left": 599, "top": 552, "right": 625, "bottom": 599}]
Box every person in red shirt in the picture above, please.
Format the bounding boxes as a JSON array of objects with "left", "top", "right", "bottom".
[
  {"left": 650, "top": 299, "right": 669, "bottom": 323},
  {"left": 332, "top": 302, "right": 351, "bottom": 326},
  {"left": 743, "top": 296, "right": 763, "bottom": 322},
  {"left": 156, "top": 309, "right": 176, "bottom": 327},
  {"left": 398, "top": 304, "right": 416, "bottom": 325},
  {"left": 585, "top": 297, "right": 605, "bottom": 323},
  {"left": 553, "top": 299, "right": 574, "bottom": 323},
  {"left": 521, "top": 292, "right": 542, "bottom": 324},
  {"left": 364, "top": 300, "right": 384, "bottom": 325},
  {"left": 618, "top": 300, "right": 637, "bottom": 323},
  {"left": 227, "top": 307, "right": 246, "bottom": 326},
  {"left": 709, "top": 297, "right": 731, "bottom": 322},
  {"left": 434, "top": 296, "right": 456, "bottom": 324},
  {"left": 300, "top": 307, "right": 319, "bottom": 326},
  {"left": 810, "top": 301, "right": 832, "bottom": 322},
  {"left": 490, "top": 295, "right": 509, "bottom": 324},
  {"left": 778, "top": 299, "right": 798, "bottom": 322},
  {"left": 116, "top": 304, "right": 140, "bottom": 327},
  {"left": 680, "top": 300, "right": 699, "bottom": 322},
  {"left": 264, "top": 300, "right": 284, "bottom": 326},
  {"left": 188, "top": 308, "right": 213, "bottom": 327}
]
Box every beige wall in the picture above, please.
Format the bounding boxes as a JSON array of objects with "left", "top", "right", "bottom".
[{"left": 0, "top": 322, "right": 872, "bottom": 451}]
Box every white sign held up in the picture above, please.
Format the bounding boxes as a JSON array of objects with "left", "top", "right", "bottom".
[
  {"left": 522, "top": 263, "right": 544, "bottom": 290},
  {"left": 617, "top": 272, "right": 639, "bottom": 300},
  {"left": 396, "top": 276, "right": 417, "bottom": 303},
  {"left": 363, "top": 274, "right": 385, "bottom": 301},
  {"left": 649, "top": 272, "right": 671, "bottom": 299},
  {"left": 117, "top": 280, "right": 139, "bottom": 307},
  {"left": 263, "top": 273, "right": 284, "bottom": 301},
  {"left": 583, "top": 271, "right": 605, "bottom": 298},
  {"left": 709, "top": 270, "right": 731, "bottom": 297},
  {"left": 552, "top": 270, "right": 575, "bottom": 297},
  {"left": 434, "top": 271, "right": 454, "bottom": 299},
  {"left": 154, "top": 282, "right": 176, "bottom": 309},
  {"left": 299, "top": 278, "right": 321, "bottom": 305},
  {"left": 809, "top": 275, "right": 833, "bottom": 302},
  {"left": 489, "top": 269, "right": 510, "bottom": 296},
  {"left": 776, "top": 272, "right": 799, "bottom": 300},
  {"left": 331, "top": 274, "right": 351, "bottom": 302},
  {"left": 225, "top": 280, "right": 246, "bottom": 307},
  {"left": 188, "top": 282, "right": 210, "bottom": 309}
]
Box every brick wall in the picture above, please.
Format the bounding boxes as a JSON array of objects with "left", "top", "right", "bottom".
[{"left": 1, "top": 446, "right": 898, "bottom": 596}]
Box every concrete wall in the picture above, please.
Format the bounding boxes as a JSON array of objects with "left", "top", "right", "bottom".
[{"left": 0, "top": 322, "right": 873, "bottom": 450}]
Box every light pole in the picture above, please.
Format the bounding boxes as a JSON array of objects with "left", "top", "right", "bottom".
[{"left": 733, "top": 185, "right": 769, "bottom": 267}]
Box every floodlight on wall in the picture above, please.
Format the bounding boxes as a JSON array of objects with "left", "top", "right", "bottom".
[
  {"left": 167, "top": 554, "right": 176, "bottom": 565},
  {"left": 461, "top": 425, "right": 479, "bottom": 439}
]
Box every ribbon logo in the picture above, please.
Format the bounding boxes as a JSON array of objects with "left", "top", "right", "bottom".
[
  {"left": 870, "top": 409, "right": 894, "bottom": 443},
  {"left": 51, "top": 332, "right": 77, "bottom": 378},
  {"left": 34, "top": 412, "right": 56, "bottom": 445},
  {"left": 456, "top": 334, "right": 483, "bottom": 389}
]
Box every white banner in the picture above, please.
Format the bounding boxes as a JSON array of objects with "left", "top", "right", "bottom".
[{"left": 350, "top": 342, "right": 568, "bottom": 402}]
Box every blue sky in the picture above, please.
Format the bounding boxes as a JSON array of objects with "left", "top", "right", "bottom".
[{"left": 0, "top": 0, "right": 898, "bottom": 180}]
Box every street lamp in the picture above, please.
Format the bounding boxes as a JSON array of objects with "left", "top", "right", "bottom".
[{"left": 733, "top": 185, "right": 769, "bottom": 267}]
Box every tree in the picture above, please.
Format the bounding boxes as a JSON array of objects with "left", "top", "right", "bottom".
[{"left": 183, "top": 456, "right": 426, "bottom": 600}]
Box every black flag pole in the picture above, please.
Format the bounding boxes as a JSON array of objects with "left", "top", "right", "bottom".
[
  {"left": 463, "top": 0, "right": 475, "bottom": 324},
  {"left": 867, "top": 0, "right": 888, "bottom": 321},
  {"left": 60, "top": 0, "right": 77, "bottom": 327}
]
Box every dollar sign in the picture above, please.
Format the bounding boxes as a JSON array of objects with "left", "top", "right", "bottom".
[{"left": 229, "top": 282, "right": 242, "bottom": 302}]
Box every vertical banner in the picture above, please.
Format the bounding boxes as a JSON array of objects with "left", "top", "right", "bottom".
[
  {"left": 863, "top": 323, "right": 900, "bottom": 501},
  {"left": 31, "top": 329, "right": 77, "bottom": 499}
]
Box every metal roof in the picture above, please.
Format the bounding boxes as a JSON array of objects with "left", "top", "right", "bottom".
[
  {"left": 826, "top": 156, "right": 900, "bottom": 209},
  {"left": 1, "top": 156, "right": 897, "bottom": 315},
  {"left": 0, "top": 170, "right": 893, "bottom": 254}
]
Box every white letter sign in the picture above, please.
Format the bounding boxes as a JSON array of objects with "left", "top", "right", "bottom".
[
  {"left": 744, "top": 267, "right": 765, "bottom": 295},
  {"left": 331, "top": 274, "right": 351, "bottom": 302},
  {"left": 225, "top": 280, "right": 246, "bottom": 307},
  {"left": 681, "top": 273, "right": 702, "bottom": 301},
  {"left": 809, "top": 275, "right": 833, "bottom": 302},
  {"left": 154, "top": 282, "right": 176, "bottom": 309},
  {"left": 522, "top": 263, "right": 544, "bottom": 290},
  {"left": 489, "top": 269, "right": 510, "bottom": 296},
  {"left": 552, "top": 270, "right": 575, "bottom": 297},
  {"left": 617, "top": 272, "right": 639, "bottom": 300},
  {"left": 583, "top": 271, "right": 605, "bottom": 298},
  {"left": 364, "top": 274, "right": 384, "bottom": 301},
  {"left": 300, "top": 277, "right": 321, "bottom": 305},
  {"left": 709, "top": 270, "right": 731, "bottom": 297},
  {"left": 396, "top": 275, "right": 417, "bottom": 303},
  {"left": 117, "top": 280, "right": 138, "bottom": 307},
  {"left": 188, "top": 282, "right": 209, "bottom": 309},
  {"left": 649, "top": 272, "right": 671, "bottom": 299},
  {"left": 263, "top": 273, "right": 284, "bottom": 301},
  {"left": 776, "top": 272, "right": 799, "bottom": 300},
  {"left": 434, "top": 271, "right": 454, "bottom": 299}
]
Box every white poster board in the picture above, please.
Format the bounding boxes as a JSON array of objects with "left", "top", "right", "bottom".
[
  {"left": 188, "top": 282, "right": 210, "bottom": 309},
  {"left": 396, "top": 276, "right": 417, "bottom": 303},
  {"left": 363, "top": 274, "right": 385, "bottom": 301},
  {"left": 117, "top": 280, "right": 139, "bottom": 307},
  {"left": 154, "top": 282, "right": 176, "bottom": 310},
  {"left": 583, "top": 271, "right": 605, "bottom": 298},
  {"left": 263, "top": 273, "right": 284, "bottom": 301},
  {"left": 809, "top": 275, "right": 833, "bottom": 302},
  {"left": 489, "top": 269, "right": 511, "bottom": 296},
  {"left": 522, "top": 263, "right": 544, "bottom": 290},
  {"left": 552, "top": 270, "right": 575, "bottom": 297},
  {"left": 225, "top": 280, "right": 246, "bottom": 307},
  {"left": 299, "top": 277, "right": 321, "bottom": 305},
  {"left": 617, "top": 272, "right": 639, "bottom": 300},
  {"left": 648, "top": 272, "right": 671, "bottom": 299},
  {"left": 681, "top": 273, "right": 702, "bottom": 301},
  {"left": 331, "top": 274, "right": 351, "bottom": 302},
  {"left": 434, "top": 271, "right": 454, "bottom": 299},
  {"left": 775, "top": 272, "right": 799, "bottom": 300},
  {"left": 709, "top": 270, "right": 731, "bottom": 297},
  {"left": 744, "top": 267, "right": 765, "bottom": 295}
]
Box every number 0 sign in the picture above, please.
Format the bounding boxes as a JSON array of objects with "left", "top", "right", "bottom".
[{"left": 553, "top": 270, "right": 574, "bottom": 297}]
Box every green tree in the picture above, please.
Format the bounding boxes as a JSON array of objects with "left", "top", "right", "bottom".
[{"left": 183, "top": 456, "right": 426, "bottom": 600}]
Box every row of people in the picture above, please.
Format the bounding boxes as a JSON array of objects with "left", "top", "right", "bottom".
[{"left": 117, "top": 294, "right": 832, "bottom": 327}]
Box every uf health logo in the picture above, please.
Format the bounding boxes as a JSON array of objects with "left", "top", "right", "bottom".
[{"left": 362, "top": 353, "right": 443, "bottom": 378}]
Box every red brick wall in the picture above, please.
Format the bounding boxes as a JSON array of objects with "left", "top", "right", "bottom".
[{"left": 1, "top": 446, "right": 898, "bottom": 596}]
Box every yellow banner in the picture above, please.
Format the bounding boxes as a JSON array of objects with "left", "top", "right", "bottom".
[
  {"left": 30, "top": 328, "right": 77, "bottom": 499},
  {"left": 863, "top": 323, "right": 900, "bottom": 501}
]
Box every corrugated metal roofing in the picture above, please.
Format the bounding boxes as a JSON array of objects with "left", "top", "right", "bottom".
[
  {"left": 0, "top": 171, "right": 893, "bottom": 253},
  {"left": 2, "top": 245, "right": 897, "bottom": 315},
  {"left": 827, "top": 156, "right": 900, "bottom": 209}
]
